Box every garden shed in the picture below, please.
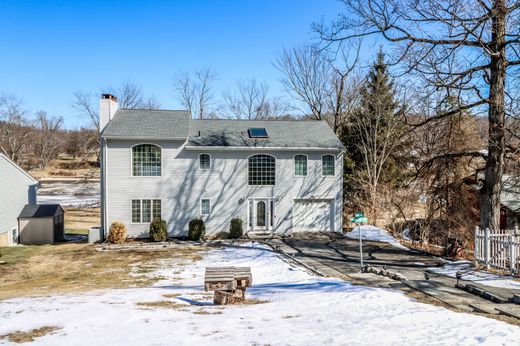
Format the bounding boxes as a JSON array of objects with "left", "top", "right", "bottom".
[{"left": 18, "top": 204, "right": 65, "bottom": 244}]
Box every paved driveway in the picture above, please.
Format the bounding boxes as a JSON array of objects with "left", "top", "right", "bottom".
[
  {"left": 279, "top": 232, "right": 444, "bottom": 280},
  {"left": 265, "top": 232, "right": 520, "bottom": 320}
]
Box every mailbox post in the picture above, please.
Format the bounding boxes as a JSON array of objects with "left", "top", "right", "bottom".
[{"left": 351, "top": 212, "right": 368, "bottom": 271}]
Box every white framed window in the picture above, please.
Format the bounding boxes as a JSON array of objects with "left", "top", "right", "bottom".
[
  {"left": 322, "top": 155, "right": 335, "bottom": 176},
  {"left": 199, "top": 153, "right": 211, "bottom": 170},
  {"left": 248, "top": 154, "right": 275, "bottom": 185},
  {"left": 10, "top": 228, "right": 18, "bottom": 245},
  {"left": 132, "top": 144, "right": 161, "bottom": 176},
  {"left": 294, "top": 154, "right": 307, "bottom": 176},
  {"left": 201, "top": 199, "right": 211, "bottom": 215},
  {"left": 131, "top": 199, "right": 161, "bottom": 223}
]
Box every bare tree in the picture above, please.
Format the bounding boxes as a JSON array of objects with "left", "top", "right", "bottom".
[
  {"left": 221, "top": 78, "right": 290, "bottom": 119},
  {"left": 73, "top": 81, "right": 161, "bottom": 131},
  {"left": 33, "top": 111, "right": 63, "bottom": 170},
  {"left": 173, "top": 67, "right": 218, "bottom": 119},
  {"left": 315, "top": 0, "right": 520, "bottom": 231},
  {"left": 275, "top": 45, "right": 332, "bottom": 120},
  {"left": 0, "top": 93, "right": 31, "bottom": 164}
]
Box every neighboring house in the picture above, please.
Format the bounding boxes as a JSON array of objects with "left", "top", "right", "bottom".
[
  {"left": 500, "top": 175, "right": 520, "bottom": 229},
  {"left": 0, "top": 153, "right": 39, "bottom": 246},
  {"left": 99, "top": 94, "right": 344, "bottom": 238}
]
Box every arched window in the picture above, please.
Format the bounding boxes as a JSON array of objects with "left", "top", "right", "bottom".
[
  {"left": 322, "top": 154, "right": 335, "bottom": 176},
  {"left": 248, "top": 154, "right": 275, "bottom": 185},
  {"left": 199, "top": 154, "right": 211, "bottom": 170},
  {"left": 294, "top": 155, "right": 307, "bottom": 176},
  {"left": 132, "top": 144, "right": 161, "bottom": 176}
]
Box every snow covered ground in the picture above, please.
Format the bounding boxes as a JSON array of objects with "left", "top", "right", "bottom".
[
  {"left": 428, "top": 260, "right": 520, "bottom": 290},
  {"left": 37, "top": 182, "right": 100, "bottom": 207},
  {"left": 346, "top": 225, "right": 407, "bottom": 249},
  {"left": 1, "top": 244, "right": 519, "bottom": 345}
]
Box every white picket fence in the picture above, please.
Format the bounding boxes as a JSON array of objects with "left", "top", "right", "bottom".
[{"left": 474, "top": 226, "right": 520, "bottom": 274}]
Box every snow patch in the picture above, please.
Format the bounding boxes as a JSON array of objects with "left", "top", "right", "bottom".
[
  {"left": 1, "top": 244, "right": 519, "bottom": 345},
  {"left": 346, "top": 225, "right": 407, "bottom": 249},
  {"left": 428, "top": 260, "right": 520, "bottom": 290}
]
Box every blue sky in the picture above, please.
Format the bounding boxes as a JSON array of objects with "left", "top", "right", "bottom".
[{"left": 0, "top": 0, "right": 355, "bottom": 128}]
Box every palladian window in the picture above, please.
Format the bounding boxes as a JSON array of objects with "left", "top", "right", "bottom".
[
  {"left": 132, "top": 144, "right": 161, "bottom": 176},
  {"left": 248, "top": 154, "right": 275, "bottom": 185}
]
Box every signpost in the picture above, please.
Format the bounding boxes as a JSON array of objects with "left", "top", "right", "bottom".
[{"left": 350, "top": 212, "right": 368, "bottom": 271}]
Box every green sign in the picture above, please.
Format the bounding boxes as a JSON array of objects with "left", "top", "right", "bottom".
[{"left": 351, "top": 212, "right": 368, "bottom": 223}]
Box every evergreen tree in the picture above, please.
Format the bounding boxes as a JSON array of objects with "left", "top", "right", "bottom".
[{"left": 340, "top": 49, "right": 406, "bottom": 222}]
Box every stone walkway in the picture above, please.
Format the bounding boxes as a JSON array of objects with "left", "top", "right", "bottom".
[{"left": 263, "top": 232, "right": 520, "bottom": 320}]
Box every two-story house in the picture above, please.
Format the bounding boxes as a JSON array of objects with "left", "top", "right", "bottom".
[{"left": 99, "top": 94, "right": 344, "bottom": 238}]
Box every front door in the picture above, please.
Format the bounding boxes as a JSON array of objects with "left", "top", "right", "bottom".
[
  {"left": 256, "top": 200, "right": 267, "bottom": 230},
  {"left": 248, "top": 198, "right": 275, "bottom": 232}
]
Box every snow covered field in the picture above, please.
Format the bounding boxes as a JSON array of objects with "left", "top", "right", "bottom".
[
  {"left": 428, "top": 260, "right": 520, "bottom": 290},
  {"left": 346, "top": 225, "right": 407, "bottom": 249},
  {"left": 1, "top": 244, "right": 519, "bottom": 345},
  {"left": 37, "top": 181, "right": 100, "bottom": 207}
]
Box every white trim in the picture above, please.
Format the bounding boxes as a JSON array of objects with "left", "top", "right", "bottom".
[
  {"left": 200, "top": 198, "right": 211, "bottom": 216},
  {"left": 130, "top": 198, "right": 162, "bottom": 224},
  {"left": 185, "top": 146, "right": 343, "bottom": 152},
  {"left": 246, "top": 197, "right": 277, "bottom": 233},
  {"left": 321, "top": 154, "right": 336, "bottom": 177},
  {"left": 103, "top": 136, "right": 188, "bottom": 141},
  {"left": 198, "top": 153, "right": 212, "bottom": 170},
  {"left": 0, "top": 153, "right": 38, "bottom": 185},
  {"left": 293, "top": 154, "right": 308, "bottom": 177},
  {"left": 247, "top": 153, "right": 277, "bottom": 186},
  {"left": 130, "top": 143, "right": 163, "bottom": 178}
]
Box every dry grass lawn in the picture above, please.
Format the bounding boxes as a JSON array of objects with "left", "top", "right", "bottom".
[
  {"left": 64, "top": 207, "right": 100, "bottom": 234},
  {"left": 0, "top": 326, "right": 62, "bottom": 344},
  {"left": 0, "top": 243, "right": 204, "bottom": 301}
]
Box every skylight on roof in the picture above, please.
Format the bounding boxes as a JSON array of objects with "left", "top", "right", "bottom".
[{"left": 248, "top": 128, "right": 268, "bottom": 138}]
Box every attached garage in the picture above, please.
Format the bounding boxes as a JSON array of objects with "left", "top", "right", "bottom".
[
  {"left": 18, "top": 204, "right": 65, "bottom": 245},
  {"left": 293, "top": 199, "right": 333, "bottom": 232}
]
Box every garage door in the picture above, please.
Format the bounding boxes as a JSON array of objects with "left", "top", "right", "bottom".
[{"left": 293, "top": 199, "right": 332, "bottom": 232}]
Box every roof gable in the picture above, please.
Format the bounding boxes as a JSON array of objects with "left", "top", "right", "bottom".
[
  {"left": 19, "top": 204, "right": 64, "bottom": 218},
  {"left": 0, "top": 153, "right": 38, "bottom": 185}
]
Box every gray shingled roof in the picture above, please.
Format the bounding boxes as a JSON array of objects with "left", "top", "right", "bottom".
[
  {"left": 101, "top": 109, "right": 343, "bottom": 149},
  {"left": 101, "top": 109, "right": 191, "bottom": 138},
  {"left": 188, "top": 119, "right": 344, "bottom": 149},
  {"left": 19, "top": 204, "right": 64, "bottom": 218}
]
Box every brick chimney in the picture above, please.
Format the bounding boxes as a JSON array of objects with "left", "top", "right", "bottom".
[{"left": 99, "top": 94, "right": 118, "bottom": 132}]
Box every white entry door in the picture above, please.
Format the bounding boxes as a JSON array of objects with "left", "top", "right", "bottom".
[
  {"left": 293, "top": 199, "right": 332, "bottom": 232},
  {"left": 248, "top": 198, "right": 275, "bottom": 232}
]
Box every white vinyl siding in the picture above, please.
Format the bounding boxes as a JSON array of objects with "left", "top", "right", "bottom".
[
  {"left": 0, "top": 155, "right": 37, "bottom": 246},
  {"left": 104, "top": 139, "right": 343, "bottom": 237}
]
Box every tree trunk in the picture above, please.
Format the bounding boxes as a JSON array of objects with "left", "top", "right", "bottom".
[{"left": 480, "top": 0, "right": 506, "bottom": 232}]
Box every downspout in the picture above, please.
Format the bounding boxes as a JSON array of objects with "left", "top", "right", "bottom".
[{"left": 102, "top": 137, "right": 108, "bottom": 237}]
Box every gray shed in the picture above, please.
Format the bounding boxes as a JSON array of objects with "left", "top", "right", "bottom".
[{"left": 18, "top": 204, "right": 65, "bottom": 244}]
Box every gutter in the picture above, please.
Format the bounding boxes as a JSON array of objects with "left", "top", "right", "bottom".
[{"left": 184, "top": 146, "right": 344, "bottom": 152}]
